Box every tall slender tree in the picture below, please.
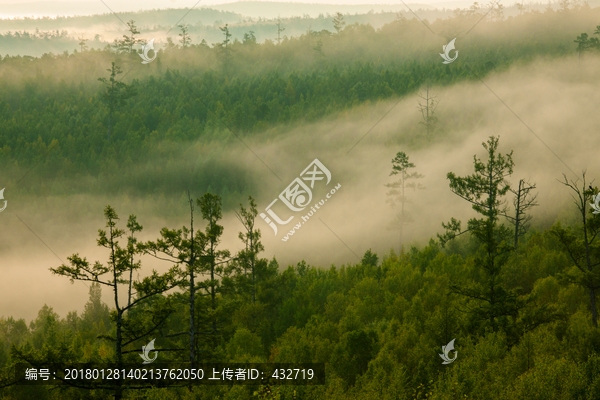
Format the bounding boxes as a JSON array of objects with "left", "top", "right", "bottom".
[
  {"left": 417, "top": 84, "right": 439, "bottom": 136},
  {"left": 178, "top": 24, "right": 192, "bottom": 48},
  {"left": 197, "top": 193, "right": 232, "bottom": 351},
  {"left": 276, "top": 16, "right": 285, "bottom": 44},
  {"left": 385, "top": 152, "right": 424, "bottom": 253},
  {"left": 219, "top": 24, "right": 233, "bottom": 69},
  {"left": 234, "top": 196, "right": 264, "bottom": 305},
  {"left": 97, "top": 62, "right": 137, "bottom": 141},
  {"left": 77, "top": 36, "right": 88, "bottom": 52},
  {"left": 506, "top": 179, "right": 537, "bottom": 251},
  {"left": 438, "top": 136, "right": 519, "bottom": 332},
  {"left": 118, "top": 20, "right": 141, "bottom": 54},
  {"left": 50, "top": 206, "right": 179, "bottom": 399},
  {"left": 333, "top": 12, "right": 346, "bottom": 34},
  {"left": 551, "top": 174, "right": 599, "bottom": 328},
  {"left": 140, "top": 194, "right": 207, "bottom": 368},
  {"left": 126, "top": 215, "right": 143, "bottom": 312}
]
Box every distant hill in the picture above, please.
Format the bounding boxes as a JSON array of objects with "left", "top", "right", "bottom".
[
  {"left": 1, "top": 0, "right": 598, "bottom": 57},
  {"left": 0, "top": 0, "right": 510, "bottom": 20},
  {"left": 210, "top": 1, "right": 435, "bottom": 19}
]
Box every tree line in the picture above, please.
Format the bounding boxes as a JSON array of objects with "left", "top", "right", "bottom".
[{"left": 1, "top": 135, "right": 599, "bottom": 399}]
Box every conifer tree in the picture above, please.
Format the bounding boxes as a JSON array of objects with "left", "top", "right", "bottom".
[
  {"left": 243, "top": 31, "right": 257, "bottom": 46},
  {"left": 178, "top": 24, "right": 191, "bottom": 48},
  {"left": 551, "top": 174, "right": 600, "bottom": 328},
  {"left": 276, "top": 17, "right": 285, "bottom": 44},
  {"left": 140, "top": 194, "right": 207, "bottom": 368},
  {"left": 49, "top": 206, "right": 179, "bottom": 399},
  {"left": 234, "top": 196, "right": 264, "bottom": 305},
  {"left": 506, "top": 179, "right": 537, "bottom": 251},
  {"left": 333, "top": 12, "right": 346, "bottom": 33},
  {"left": 77, "top": 36, "right": 88, "bottom": 52},
  {"left": 385, "top": 152, "right": 424, "bottom": 252},
  {"left": 417, "top": 84, "right": 438, "bottom": 136},
  {"left": 197, "top": 193, "right": 232, "bottom": 353},
  {"left": 118, "top": 20, "right": 141, "bottom": 54},
  {"left": 439, "top": 136, "right": 519, "bottom": 332},
  {"left": 219, "top": 24, "right": 233, "bottom": 69},
  {"left": 97, "top": 62, "right": 137, "bottom": 140}
]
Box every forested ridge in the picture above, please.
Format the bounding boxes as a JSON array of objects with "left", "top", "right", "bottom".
[
  {"left": 2, "top": 4, "right": 600, "bottom": 205},
  {"left": 1, "top": 181, "right": 600, "bottom": 399},
  {"left": 2, "top": 3, "right": 600, "bottom": 399}
]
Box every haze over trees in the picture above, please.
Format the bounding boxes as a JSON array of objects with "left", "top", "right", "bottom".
[
  {"left": 385, "top": 152, "right": 424, "bottom": 253},
  {"left": 3, "top": 134, "right": 600, "bottom": 398},
  {"left": 3, "top": 4, "right": 600, "bottom": 212},
  {"left": 1, "top": 3, "right": 600, "bottom": 399}
]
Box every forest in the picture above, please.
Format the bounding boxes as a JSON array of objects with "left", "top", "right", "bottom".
[
  {"left": 1, "top": 2, "right": 600, "bottom": 399},
  {"left": 2, "top": 3, "right": 600, "bottom": 209}
]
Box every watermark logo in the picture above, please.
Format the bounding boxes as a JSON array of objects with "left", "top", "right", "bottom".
[
  {"left": 440, "top": 38, "right": 458, "bottom": 64},
  {"left": 260, "top": 159, "right": 340, "bottom": 241},
  {"left": 140, "top": 338, "right": 158, "bottom": 364},
  {"left": 439, "top": 338, "right": 457, "bottom": 364},
  {"left": 0, "top": 188, "right": 6, "bottom": 213},
  {"left": 139, "top": 39, "right": 157, "bottom": 64},
  {"left": 591, "top": 193, "right": 600, "bottom": 214}
]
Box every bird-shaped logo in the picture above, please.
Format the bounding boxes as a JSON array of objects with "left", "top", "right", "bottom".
[
  {"left": 440, "top": 38, "right": 458, "bottom": 64},
  {"left": 140, "top": 338, "right": 158, "bottom": 364},
  {"left": 591, "top": 193, "right": 600, "bottom": 214},
  {"left": 0, "top": 188, "right": 7, "bottom": 213},
  {"left": 439, "top": 338, "right": 458, "bottom": 364},
  {"left": 139, "top": 39, "right": 157, "bottom": 64}
]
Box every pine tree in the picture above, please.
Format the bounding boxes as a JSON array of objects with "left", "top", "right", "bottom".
[
  {"left": 506, "top": 179, "right": 537, "bottom": 251},
  {"left": 574, "top": 33, "right": 591, "bottom": 59},
  {"left": 439, "top": 136, "right": 519, "bottom": 332},
  {"left": 384, "top": 152, "right": 424, "bottom": 253},
  {"left": 140, "top": 194, "right": 207, "bottom": 368},
  {"left": 234, "top": 196, "right": 264, "bottom": 305},
  {"left": 276, "top": 17, "right": 285, "bottom": 44},
  {"left": 97, "top": 62, "right": 137, "bottom": 140},
  {"left": 77, "top": 36, "right": 88, "bottom": 52},
  {"left": 219, "top": 24, "right": 233, "bottom": 69},
  {"left": 126, "top": 215, "right": 143, "bottom": 311},
  {"left": 243, "top": 31, "right": 257, "bottom": 46},
  {"left": 417, "top": 84, "right": 438, "bottom": 136},
  {"left": 551, "top": 174, "right": 600, "bottom": 328},
  {"left": 50, "top": 206, "right": 179, "bottom": 399},
  {"left": 333, "top": 12, "right": 346, "bottom": 34},
  {"left": 118, "top": 20, "right": 141, "bottom": 54},
  {"left": 178, "top": 24, "right": 192, "bottom": 48},
  {"left": 197, "top": 193, "right": 232, "bottom": 353}
]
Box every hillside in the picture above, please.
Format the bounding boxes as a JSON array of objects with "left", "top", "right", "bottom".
[{"left": 1, "top": 3, "right": 600, "bottom": 399}]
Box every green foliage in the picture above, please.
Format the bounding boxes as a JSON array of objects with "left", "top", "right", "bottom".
[
  {"left": 2, "top": 6, "right": 596, "bottom": 206},
  {"left": 574, "top": 24, "right": 600, "bottom": 54},
  {"left": 178, "top": 24, "right": 192, "bottom": 48},
  {"left": 440, "top": 136, "right": 521, "bottom": 333},
  {"left": 3, "top": 5, "right": 600, "bottom": 399},
  {"left": 113, "top": 20, "right": 141, "bottom": 55},
  {"left": 80, "top": 283, "right": 111, "bottom": 342},
  {"left": 551, "top": 176, "right": 600, "bottom": 327},
  {"left": 385, "top": 152, "right": 425, "bottom": 251},
  {"left": 331, "top": 328, "right": 377, "bottom": 386},
  {"left": 226, "top": 328, "right": 265, "bottom": 361},
  {"left": 3, "top": 218, "right": 600, "bottom": 398},
  {"left": 361, "top": 249, "right": 378, "bottom": 268}
]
